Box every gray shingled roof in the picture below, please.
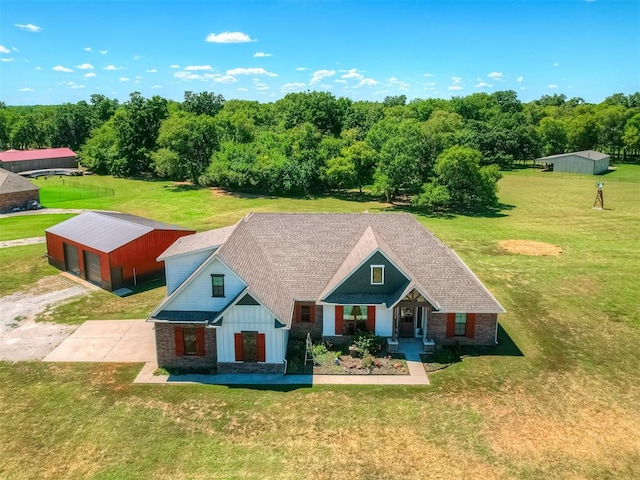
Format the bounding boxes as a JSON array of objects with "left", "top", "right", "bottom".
[
  {"left": 158, "top": 225, "right": 236, "bottom": 260},
  {"left": 45, "top": 211, "right": 192, "bottom": 253},
  {"left": 536, "top": 150, "right": 609, "bottom": 162},
  {"left": 192, "top": 213, "right": 505, "bottom": 326},
  {"left": 0, "top": 168, "right": 40, "bottom": 194}
]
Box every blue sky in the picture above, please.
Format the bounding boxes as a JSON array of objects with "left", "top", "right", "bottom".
[{"left": 1, "top": 0, "right": 638, "bottom": 105}]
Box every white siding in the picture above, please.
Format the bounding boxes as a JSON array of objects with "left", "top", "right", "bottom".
[
  {"left": 375, "top": 306, "right": 393, "bottom": 337},
  {"left": 163, "top": 258, "right": 246, "bottom": 311},
  {"left": 322, "top": 305, "right": 336, "bottom": 336},
  {"left": 165, "top": 250, "right": 214, "bottom": 294},
  {"left": 216, "top": 304, "right": 286, "bottom": 363}
]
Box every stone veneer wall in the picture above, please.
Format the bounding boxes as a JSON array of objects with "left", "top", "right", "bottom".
[
  {"left": 0, "top": 190, "right": 40, "bottom": 213},
  {"left": 428, "top": 313, "right": 498, "bottom": 346},
  {"left": 289, "top": 305, "right": 323, "bottom": 340},
  {"left": 155, "top": 322, "right": 217, "bottom": 372},
  {"left": 217, "top": 362, "right": 284, "bottom": 374}
]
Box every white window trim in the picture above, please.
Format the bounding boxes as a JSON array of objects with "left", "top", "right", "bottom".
[{"left": 370, "top": 265, "right": 385, "bottom": 285}]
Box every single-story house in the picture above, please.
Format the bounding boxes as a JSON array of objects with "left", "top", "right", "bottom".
[
  {"left": 0, "top": 148, "right": 78, "bottom": 173},
  {"left": 0, "top": 168, "right": 40, "bottom": 213},
  {"left": 149, "top": 213, "right": 505, "bottom": 375},
  {"left": 45, "top": 212, "right": 195, "bottom": 291},
  {"left": 534, "top": 150, "right": 610, "bottom": 175}
]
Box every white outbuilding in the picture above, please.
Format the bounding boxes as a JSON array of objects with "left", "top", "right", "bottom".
[{"left": 535, "top": 150, "right": 610, "bottom": 175}]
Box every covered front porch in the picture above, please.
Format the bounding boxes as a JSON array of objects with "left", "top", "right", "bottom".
[{"left": 386, "top": 289, "right": 436, "bottom": 353}]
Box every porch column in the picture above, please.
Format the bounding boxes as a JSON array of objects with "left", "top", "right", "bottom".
[
  {"left": 422, "top": 307, "right": 427, "bottom": 343},
  {"left": 392, "top": 307, "right": 397, "bottom": 340}
]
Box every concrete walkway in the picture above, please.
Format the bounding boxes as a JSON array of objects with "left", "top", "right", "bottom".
[{"left": 133, "top": 341, "right": 429, "bottom": 386}]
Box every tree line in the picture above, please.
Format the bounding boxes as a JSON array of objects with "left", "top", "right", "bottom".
[{"left": 0, "top": 90, "right": 638, "bottom": 211}]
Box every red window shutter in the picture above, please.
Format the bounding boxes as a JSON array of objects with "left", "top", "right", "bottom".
[
  {"left": 174, "top": 327, "right": 184, "bottom": 356},
  {"left": 367, "top": 306, "right": 376, "bottom": 333},
  {"left": 335, "top": 306, "right": 344, "bottom": 335},
  {"left": 294, "top": 304, "right": 301, "bottom": 323},
  {"left": 234, "top": 333, "right": 243, "bottom": 361},
  {"left": 309, "top": 305, "right": 316, "bottom": 323},
  {"left": 196, "top": 327, "right": 206, "bottom": 356},
  {"left": 446, "top": 313, "right": 455, "bottom": 338},
  {"left": 466, "top": 313, "right": 476, "bottom": 338},
  {"left": 257, "top": 333, "right": 266, "bottom": 363}
]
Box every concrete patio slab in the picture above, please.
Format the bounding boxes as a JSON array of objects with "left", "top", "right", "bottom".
[{"left": 43, "top": 320, "right": 155, "bottom": 363}]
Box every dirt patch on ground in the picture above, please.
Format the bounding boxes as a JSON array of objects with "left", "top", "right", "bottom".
[
  {"left": 498, "top": 239, "right": 562, "bottom": 256},
  {"left": 0, "top": 275, "right": 89, "bottom": 361},
  {"left": 0, "top": 236, "right": 45, "bottom": 249}
]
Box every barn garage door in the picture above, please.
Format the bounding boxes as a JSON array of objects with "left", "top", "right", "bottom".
[
  {"left": 63, "top": 243, "right": 79, "bottom": 275},
  {"left": 84, "top": 251, "right": 102, "bottom": 286}
]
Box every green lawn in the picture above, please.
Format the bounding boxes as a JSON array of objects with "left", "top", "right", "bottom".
[{"left": 1, "top": 167, "right": 639, "bottom": 478}]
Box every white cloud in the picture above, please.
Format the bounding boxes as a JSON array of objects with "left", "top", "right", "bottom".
[
  {"left": 151, "top": 85, "right": 162, "bottom": 89},
  {"left": 553, "top": 62, "right": 559, "bottom": 67},
  {"left": 487, "top": 71, "right": 503, "bottom": 79},
  {"left": 448, "top": 85, "right": 464, "bottom": 91},
  {"left": 310, "top": 69, "right": 335, "bottom": 84},
  {"left": 184, "top": 65, "right": 213, "bottom": 71},
  {"left": 476, "top": 82, "right": 491, "bottom": 88},
  {"left": 214, "top": 75, "right": 237, "bottom": 83},
  {"left": 282, "top": 82, "right": 306, "bottom": 92},
  {"left": 35, "top": 66, "right": 42, "bottom": 70},
  {"left": 335, "top": 79, "right": 347, "bottom": 84},
  {"left": 70, "top": 84, "right": 85, "bottom": 89},
  {"left": 451, "top": 76, "right": 462, "bottom": 84},
  {"left": 84, "top": 47, "right": 92, "bottom": 52},
  {"left": 145, "top": 69, "right": 157, "bottom": 73},
  {"left": 174, "top": 71, "right": 237, "bottom": 83},
  {"left": 358, "top": 78, "right": 379, "bottom": 87},
  {"left": 18, "top": 87, "right": 34, "bottom": 92},
  {"left": 548, "top": 84, "right": 559, "bottom": 89},
  {"left": 237, "top": 87, "right": 249, "bottom": 92},
  {"left": 84, "top": 72, "right": 96, "bottom": 78},
  {"left": 133, "top": 55, "right": 141, "bottom": 60},
  {"left": 0, "top": 45, "right": 9, "bottom": 54},
  {"left": 254, "top": 52, "right": 272, "bottom": 57},
  {"left": 1, "top": 58, "right": 14, "bottom": 62},
  {"left": 256, "top": 85, "right": 270, "bottom": 91},
  {"left": 424, "top": 73, "right": 434, "bottom": 77},
  {"left": 342, "top": 68, "right": 363, "bottom": 80},
  {"left": 103, "top": 65, "right": 121, "bottom": 70},
  {"left": 227, "top": 67, "right": 277, "bottom": 77},
  {"left": 15, "top": 23, "right": 41, "bottom": 32},
  {"left": 170, "top": 64, "right": 180, "bottom": 69},
  {"left": 119, "top": 77, "right": 130, "bottom": 82},
  {"left": 76, "top": 63, "right": 94, "bottom": 70},
  {"left": 205, "top": 31, "right": 253, "bottom": 43},
  {"left": 99, "top": 50, "right": 108, "bottom": 54},
  {"left": 296, "top": 67, "right": 306, "bottom": 71},
  {"left": 517, "top": 76, "right": 524, "bottom": 83},
  {"left": 53, "top": 65, "right": 73, "bottom": 72}
]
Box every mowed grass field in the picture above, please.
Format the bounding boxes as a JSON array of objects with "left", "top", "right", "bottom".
[{"left": 1, "top": 166, "right": 639, "bottom": 479}]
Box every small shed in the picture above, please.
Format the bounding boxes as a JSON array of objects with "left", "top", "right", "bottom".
[
  {"left": 0, "top": 148, "right": 78, "bottom": 173},
  {"left": 534, "top": 150, "right": 610, "bottom": 175},
  {"left": 45, "top": 212, "right": 195, "bottom": 291},
  {"left": 0, "top": 168, "right": 40, "bottom": 213}
]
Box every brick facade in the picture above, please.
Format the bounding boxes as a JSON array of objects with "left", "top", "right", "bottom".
[
  {"left": 154, "top": 323, "right": 217, "bottom": 372},
  {"left": 0, "top": 190, "right": 40, "bottom": 213},
  {"left": 290, "top": 304, "right": 323, "bottom": 340},
  {"left": 428, "top": 313, "right": 497, "bottom": 346},
  {"left": 217, "top": 362, "right": 285, "bottom": 374}
]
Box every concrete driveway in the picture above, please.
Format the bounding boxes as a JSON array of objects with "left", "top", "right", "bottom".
[{"left": 43, "top": 320, "right": 156, "bottom": 363}]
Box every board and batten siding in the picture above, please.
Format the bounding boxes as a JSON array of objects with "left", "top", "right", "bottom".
[
  {"left": 215, "top": 304, "right": 287, "bottom": 364},
  {"left": 322, "top": 304, "right": 393, "bottom": 337},
  {"left": 162, "top": 258, "right": 246, "bottom": 312},
  {"left": 165, "top": 250, "right": 215, "bottom": 294}
]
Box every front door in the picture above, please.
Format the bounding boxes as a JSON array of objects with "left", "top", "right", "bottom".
[{"left": 399, "top": 307, "right": 414, "bottom": 337}]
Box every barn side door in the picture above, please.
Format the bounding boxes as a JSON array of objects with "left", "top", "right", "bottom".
[{"left": 63, "top": 243, "right": 79, "bottom": 276}]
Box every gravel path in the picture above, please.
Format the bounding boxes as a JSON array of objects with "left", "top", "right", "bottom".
[
  {"left": 0, "top": 237, "right": 46, "bottom": 249},
  {"left": 0, "top": 276, "right": 90, "bottom": 361}
]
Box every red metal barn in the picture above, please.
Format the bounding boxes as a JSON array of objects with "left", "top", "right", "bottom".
[
  {"left": 45, "top": 212, "right": 195, "bottom": 291},
  {"left": 0, "top": 148, "right": 78, "bottom": 173}
]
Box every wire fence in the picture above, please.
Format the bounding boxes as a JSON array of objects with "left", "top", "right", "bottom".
[{"left": 503, "top": 168, "right": 640, "bottom": 184}]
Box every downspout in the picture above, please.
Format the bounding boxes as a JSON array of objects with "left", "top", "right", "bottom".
[
  {"left": 283, "top": 358, "right": 288, "bottom": 375},
  {"left": 494, "top": 315, "right": 499, "bottom": 345}
]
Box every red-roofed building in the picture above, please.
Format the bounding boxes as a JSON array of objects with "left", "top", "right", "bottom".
[{"left": 0, "top": 148, "right": 78, "bottom": 173}]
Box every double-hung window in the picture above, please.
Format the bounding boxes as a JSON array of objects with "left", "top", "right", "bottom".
[
  {"left": 211, "top": 274, "right": 225, "bottom": 297},
  {"left": 454, "top": 313, "right": 467, "bottom": 336}
]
